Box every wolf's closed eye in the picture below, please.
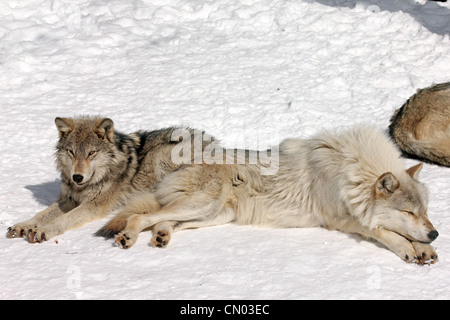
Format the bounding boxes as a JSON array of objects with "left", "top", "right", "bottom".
[
  {"left": 67, "top": 149, "right": 74, "bottom": 157},
  {"left": 402, "top": 210, "right": 416, "bottom": 217}
]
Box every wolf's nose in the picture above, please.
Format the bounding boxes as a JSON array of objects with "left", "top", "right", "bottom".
[
  {"left": 72, "top": 174, "right": 84, "bottom": 184},
  {"left": 428, "top": 230, "right": 439, "bottom": 241}
]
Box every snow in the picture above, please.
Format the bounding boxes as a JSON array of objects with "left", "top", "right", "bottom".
[{"left": 0, "top": 0, "right": 449, "bottom": 300}]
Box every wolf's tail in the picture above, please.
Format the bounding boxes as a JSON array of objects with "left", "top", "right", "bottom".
[
  {"left": 95, "top": 192, "right": 161, "bottom": 238},
  {"left": 390, "top": 131, "right": 450, "bottom": 167}
]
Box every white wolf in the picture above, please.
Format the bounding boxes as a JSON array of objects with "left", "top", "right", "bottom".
[{"left": 100, "top": 126, "right": 439, "bottom": 265}]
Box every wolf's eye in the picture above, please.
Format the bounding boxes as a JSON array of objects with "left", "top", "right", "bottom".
[
  {"left": 88, "top": 150, "right": 97, "bottom": 157},
  {"left": 402, "top": 210, "right": 415, "bottom": 216},
  {"left": 67, "top": 149, "right": 74, "bottom": 157}
]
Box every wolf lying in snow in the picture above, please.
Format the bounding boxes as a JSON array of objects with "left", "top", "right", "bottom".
[
  {"left": 7, "top": 116, "right": 213, "bottom": 243},
  {"left": 99, "top": 126, "right": 439, "bottom": 265}
]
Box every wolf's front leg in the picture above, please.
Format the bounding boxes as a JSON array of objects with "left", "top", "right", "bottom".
[
  {"left": 7, "top": 199, "right": 74, "bottom": 240},
  {"left": 21, "top": 203, "right": 107, "bottom": 243},
  {"left": 370, "top": 227, "right": 419, "bottom": 263}
]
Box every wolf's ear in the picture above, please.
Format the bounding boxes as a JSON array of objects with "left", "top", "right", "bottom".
[
  {"left": 55, "top": 117, "right": 74, "bottom": 139},
  {"left": 375, "top": 172, "right": 399, "bottom": 197},
  {"left": 406, "top": 163, "right": 423, "bottom": 180},
  {"left": 94, "top": 118, "right": 114, "bottom": 142}
]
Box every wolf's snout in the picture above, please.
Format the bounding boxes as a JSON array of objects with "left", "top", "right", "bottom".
[
  {"left": 428, "top": 230, "right": 439, "bottom": 241},
  {"left": 72, "top": 174, "right": 84, "bottom": 184}
]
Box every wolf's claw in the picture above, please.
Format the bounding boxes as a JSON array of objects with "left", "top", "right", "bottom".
[
  {"left": 26, "top": 230, "right": 40, "bottom": 243},
  {"left": 6, "top": 227, "right": 16, "bottom": 238},
  {"left": 6, "top": 226, "right": 25, "bottom": 238}
]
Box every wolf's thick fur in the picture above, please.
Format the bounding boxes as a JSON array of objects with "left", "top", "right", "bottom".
[
  {"left": 7, "top": 116, "right": 212, "bottom": 243},
  {"left": 102, "top": 126, "right": 438, "bottom": 264},
  {"left": 389, "top": 82, "right": 450, "bottom": 167}
]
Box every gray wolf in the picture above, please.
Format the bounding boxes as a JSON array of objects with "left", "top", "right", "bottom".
[
  {"left": 100, "top": 126, "right": 439, "bottom": 265},
  {"left": 389, "top": 82, "right": 450, "bottom": 167},
  {"left": 7, "top": 116, "right": 212, "bottom": 243}
]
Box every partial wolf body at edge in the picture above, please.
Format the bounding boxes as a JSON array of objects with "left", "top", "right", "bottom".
[
  {"left": 102, "top": 126, "right": 438, "bottom": 264},
  {"left": 389, "top": 82, "right": 450, "bottom": 167},
  {"left": 7, "top": 116, "right": 212, "bottom": 243}
]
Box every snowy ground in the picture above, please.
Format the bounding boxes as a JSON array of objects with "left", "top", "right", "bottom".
[{"left": 0, "top": 0, "right": 449, "bottom": 300}]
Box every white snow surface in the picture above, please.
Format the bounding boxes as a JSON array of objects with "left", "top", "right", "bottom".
[{"left": 1, "top": 0, "right": 450, "bottom": 300}]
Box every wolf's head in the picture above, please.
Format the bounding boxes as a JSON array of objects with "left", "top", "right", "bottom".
[
  {"left": 371, "top": 163, "right": 438, "bottom": 243},
  {"left": 55, "top": 116, "right": 117, "bottom": 188}
]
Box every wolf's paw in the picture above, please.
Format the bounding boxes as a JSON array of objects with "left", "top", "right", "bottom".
[
  {"left": 7, "top": 223, "right": 47, "bottom": 243},
  {"left": 393, "top": 241, "right": 418, "bottom": 264},
  {"left": 412, "top": 242, "right": 438, "bottom": 265},
  {"left": 402, "top": 253, "right": 419, "bottom": 264},
  {"left": 151, "top": 230, "right": 171, "bottom": 248},
  {"left": 114, "top": 230, "right": 138, "bottom": 249}
]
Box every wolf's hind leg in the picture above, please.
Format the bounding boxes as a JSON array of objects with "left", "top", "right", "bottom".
[
  {"left": 96, "top": 192, "right": 160, "bottom": 241},
  {"left": 114, "top": 213, "right": 149, "bottom": 249},
  {"left": 115, "top": 196, "right": 233, "bottom": 249},
  {"left": 150, "top": 205, "right": 236, "bottom": 248}
]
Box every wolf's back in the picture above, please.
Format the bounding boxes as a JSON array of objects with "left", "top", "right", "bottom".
[
  {"left": 389, "top": 133, "right": 450, "bottom": 167},
  {"left": 134, "top": 127, "right": 215, "bottom": 158},
  {"left": 389, "top": 82, "right": 450, "bottom": 167}
]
